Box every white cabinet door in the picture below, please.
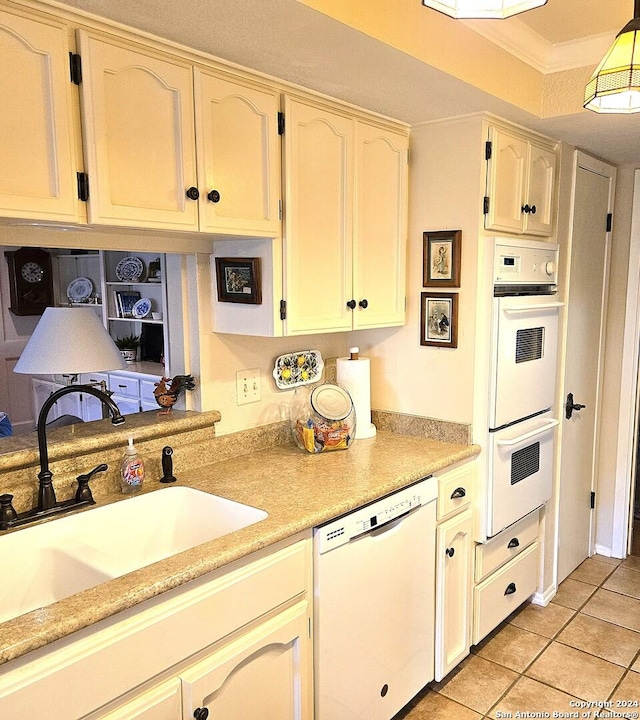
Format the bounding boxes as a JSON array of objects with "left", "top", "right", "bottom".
[
  {"left": 111, "top": 394, "right": 140, "bottom": 415},
  {"left": 180, "top": 601, "right": 311, "bottom": 720},
  {"left": 283, "top": 95, "right": 353, "bottom": 335},
  {"left": 77, "top": 31, "right": 198, "bottom": 231},
  {"left": 92, "top": 679, "right": 181, "bottom": 720},
  {"left": 435, "top": 509, "right": 473, "bottom": 681},
  {"left": 485, "top": 126, "right": 528, "bottom": 235},
  {"left": 195, "top": 69, "right": 281, "bottom": 236},
  {"left": 0, "top": 8, "right": 81, "bottom": 223},
  {"left": 524, "top": 140, "right": 557, "bottom": 237},
  {"left": 353, "top": 121, "right": 408, "bottom": 330}
]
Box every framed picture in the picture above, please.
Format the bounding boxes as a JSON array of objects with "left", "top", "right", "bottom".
[
  {"left": 420, "top": 292, "right": 458, "bottom": 348},
  {"left": 214, "top": 257, "right": 262, "bottom": 305},
  {"left": 423, "top": 230, "right": 461, "bottom": 288}
]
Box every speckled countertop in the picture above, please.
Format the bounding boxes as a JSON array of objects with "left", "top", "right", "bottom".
[{"left": 0, "top": 431, "right": 478, "bottom": 667}]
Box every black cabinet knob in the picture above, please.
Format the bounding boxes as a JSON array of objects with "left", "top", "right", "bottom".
[
  {"left": 346, "top": 299, "right": 356, "bottom": 309},
  {"left": 445, "top": 547, "right": 455, "bottom": 558},
  {"left": 193, "top": 708, "right": 209, "bottom": 720},
  {"left": 207, "top": 189, "right": 221, "bottom": 203},
  {"left": 507, "top": 538, "right": 520, "bottom": 549},
  {"left": 186, "top": 186, "right": 200, "bottom": 200},
  {"left": 504, "top": 582, "right": 517, "bottom": 595},
  {"left": 359, "top": 299, "right": 368, "bottom": 309},
  {"left": 450, "top": 487, "right": 466, "bottom": 499},
  {"left": 530, "top": 204, "right": 537, "bottom": 215},
  {"left": 521, "top": 204, "right": 531, "bottom": 214}
]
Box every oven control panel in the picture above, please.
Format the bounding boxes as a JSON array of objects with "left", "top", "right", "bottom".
[{"left": 494, "top": 240, "right": 559, "bottom": 286}]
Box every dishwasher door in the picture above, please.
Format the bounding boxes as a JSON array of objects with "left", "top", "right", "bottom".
[{"left": 314, "top": 483, "right": 436, "bottom": 720}]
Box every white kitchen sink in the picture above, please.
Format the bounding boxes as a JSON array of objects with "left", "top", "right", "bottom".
[{"left": 0, "top": 487, "right": 268, "bottom": 624}]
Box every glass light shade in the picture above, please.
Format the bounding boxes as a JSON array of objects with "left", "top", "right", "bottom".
[
  {"left": 14, "top": 307, "right": 126, "bottom": 375},
  {"left": 422, "top": 0, "right": 547, "bottom": 19},
  {"left": 584, "top": 18, "right": 640, "bottom": 113}
]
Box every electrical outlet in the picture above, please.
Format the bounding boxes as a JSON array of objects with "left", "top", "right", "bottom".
[{"left": 236, "top": 368, "right": 261, "bottom": 405}]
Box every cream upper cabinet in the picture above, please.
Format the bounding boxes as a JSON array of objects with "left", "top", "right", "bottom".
[
  {"left": 484, "top": 125, "right": 558, "bottom": 237},
  {"left": 283, "top": 95, "right": 354, "bottom": 335},
  {"left": 0, "top": 8, "right": 82, "bottom": 223},
  {"left": 77, "top": 31, "right": 199, "bottom": 231},
  {"left": 283, "top": 95, "right": 408, "bottom": 336},
  {"left": 353, "top": 120, "right": 408, "bottom": 330},
  {"left": 194, "top": 68, "right": 281, "bottom": 235}
]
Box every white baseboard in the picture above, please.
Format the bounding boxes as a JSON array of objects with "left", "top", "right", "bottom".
[
  {"left": 594, "top": 543, "right": 615, "bottom": 558},
  {"left": 531, "top": 584, "right": 557, "bottom": 607}
]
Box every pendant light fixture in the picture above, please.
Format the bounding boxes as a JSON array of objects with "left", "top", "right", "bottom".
[
  {"left": 421, "top": 0, "right": 547, "bottom": 20},
  {"left": 584, "top": 0, "right": 640, "bottom": 113}
]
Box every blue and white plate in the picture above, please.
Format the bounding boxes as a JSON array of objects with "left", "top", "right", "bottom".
[
  {"left": 67, "top": 277, "right": 93, "bottom": 303},
  {"left": 115, "top": 256, "right": 144, "bottom": 282},
  {"left": 131, "top": 297, "right": 152, "bottom": 319}
]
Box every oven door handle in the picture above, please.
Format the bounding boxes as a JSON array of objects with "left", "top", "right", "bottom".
[
  {"left": 502, "top": 302, "right": 564, "bottom": 315},
  {"left": 496, "top": 418, "right": 559, "bottom": 447}
]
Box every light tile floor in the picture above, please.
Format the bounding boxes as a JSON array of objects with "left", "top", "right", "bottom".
[{"left": 394, "top": 554, "right": 640, "bottom": 720}]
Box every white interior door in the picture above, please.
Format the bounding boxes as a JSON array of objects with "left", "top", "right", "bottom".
[{"left": 557, "top": 152, "right": 615, "bottom": 583}]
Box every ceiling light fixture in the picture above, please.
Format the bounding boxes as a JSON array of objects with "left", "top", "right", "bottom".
[
  {"left": 584, "top": 0, "right": 640, "bottom": 113},
  {"left": 421, "top": 0, "right": 547, "bottom": 20}
]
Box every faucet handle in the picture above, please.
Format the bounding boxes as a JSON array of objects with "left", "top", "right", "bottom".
[
  {"left": 75, "top": 463, "right": 108, "bottom": 503},
  {"left": 0, "top": 494, "right": 18, "bottom": 530}
]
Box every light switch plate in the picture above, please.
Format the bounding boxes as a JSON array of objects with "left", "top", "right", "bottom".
[{"left": 236, "top": 368, "right": 261, "bottom": 405}]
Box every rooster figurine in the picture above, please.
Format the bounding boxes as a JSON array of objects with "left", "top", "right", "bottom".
[{"left": 153, "top": 374, "right": 196, "bottom": 414}]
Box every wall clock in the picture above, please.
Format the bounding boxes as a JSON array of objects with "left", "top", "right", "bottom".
[{"left": 5, "top": 247, "right": 54, "bottom": 316}]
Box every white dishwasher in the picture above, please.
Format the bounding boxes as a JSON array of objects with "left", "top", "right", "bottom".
[{"left": 314, "top": 476, "right": 437, "bottom": 720}]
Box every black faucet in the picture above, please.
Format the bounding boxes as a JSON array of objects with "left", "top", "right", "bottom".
[{"left": 36, "top": 385, "right": 125, "bottom": 511}]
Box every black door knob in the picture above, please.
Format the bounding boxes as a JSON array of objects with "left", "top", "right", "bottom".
[
  {"left": 186, "top": 186, "right": 200, "bottom": 200},
  {"left": 193, "top": 708, "right": 209, "bottom": 720},
  {"left": 565, "top": 392, "right": 586, "bottom": 419},
  {"left": 359, "top": 299, "right": 368, "bottom": 309},
  {"left": 346, "top": 299, "right": 356, "bottom": 309},
  {"left": 445, "top": 547, "right": 455, "bottom": 558},
  {"left": 207, "top": 189, "right": 221, "bottom": 203},
  {"left": 521, "top": 204, "right": 531, "bottom": 214},
  {"left": 530, "top": 204, "right": 537, "bottom": 215}
]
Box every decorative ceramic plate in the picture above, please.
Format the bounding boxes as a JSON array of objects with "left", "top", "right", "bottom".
[
  {"left": 131, "top": 297, "right": 152, "bottom": 319},
  {"left": 115, "top": 256, "right": 144, "bottom": 282},
  {"left": 66, "top": 277, "right": 93, "bottom": 303},
  {"left": 273, "top": 350, "right": 324, "bottom": 389}
]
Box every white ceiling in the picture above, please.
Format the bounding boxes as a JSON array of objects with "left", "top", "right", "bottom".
[{"left": 52, "top": 0, "right": 640, "bottom": 166}]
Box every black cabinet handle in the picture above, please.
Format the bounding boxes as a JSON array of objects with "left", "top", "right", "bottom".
[
  {"left": 207, "top": 189, "right": 221, "bottom": 203},
  {"left": 445, "top": 547, "right": 455, "bottom": 558},
  {"left": 193, "top": 708, "right": 209, "bottom": 720},
  {"left": 186, "top": 186, "right": 200, "bottom": 200},
  {"left": 530, "top": 204, "right": 537, "bottom": 215},
  {"left": 359, "top": 299, "right": 368, "bottom": 309},
  {"left": 504, "top": 582, "right": 517, "bottom": 595},
  {"left": 507, "top": 538, "right": 520, "bottom": 549},
  {"left": 346, "top": 299, "right": 356, "bottom": 309},
  {"left": 521, "top": 204, "right": 530, "bottom": 214},
  {"left": 450, "top": 487, "right": 466, "bottom": 499}
]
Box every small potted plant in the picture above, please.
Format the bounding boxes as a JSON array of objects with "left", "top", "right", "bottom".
[{"left": 114, "top": 334, "right": 140, "bottom": 364}]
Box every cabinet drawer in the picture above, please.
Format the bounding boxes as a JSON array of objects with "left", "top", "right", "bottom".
[
  {"left": 110, "top": 374, "right": 140, "bottom": 398},
  {"left": 475, "top": 508, "right": 539, "bottom": 583},
  {"left": 140, "top": 379, "right": 157, "bottom": 403},
  {"left": 80, "top": 372, "right": 110, "bottom": 388},
  {"left": 472, "top": 542, "right": 538, "bottom": 645},
  {"left": 437, "top": 462, "right": 473, "bottom": 522}
]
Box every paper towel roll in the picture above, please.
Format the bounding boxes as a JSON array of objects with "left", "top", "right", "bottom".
[{"left": 336, "top": 355, "right": 377, "bottom": 439}]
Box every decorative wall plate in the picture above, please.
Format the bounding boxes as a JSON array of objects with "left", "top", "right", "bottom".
[
  {"left": 273, "top": 350, "right": 324, "bottom": 389},
  {"left": 66, "top": 277, "right": 93, "bottom": 302},
  {"left": 131, "top": 297, "right": 152, "bottom": 319},
  {"left": 115, "top": 256, "right": 144, "bottom": 282}
]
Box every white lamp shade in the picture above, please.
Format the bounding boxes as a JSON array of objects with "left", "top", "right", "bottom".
[
  {"left": 584, "top": 19, "right": 640, "bottom": 113},
  {"left": 14, "top": 307, "right": 126, "bottom": 375},
  {"left": 422, "top": 0, "right": 547, "bottom": 19}
]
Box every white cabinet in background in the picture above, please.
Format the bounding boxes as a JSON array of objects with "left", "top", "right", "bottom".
[
  {"left": 0, "top": 7, "right": 82, "bottom": 223},
  {"left": 485, "top": 125, "right": 557, "bottom": 237},
  {"left": 434, "top": 462, "right": 474, "bottom": 681},
  {"left": 282, "top": 95, "right": 408, "bottom": 336}
]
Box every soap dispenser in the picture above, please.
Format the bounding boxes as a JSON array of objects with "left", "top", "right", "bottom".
[{"left": 121, "top": 437, "right": 145, "bottom": 494}]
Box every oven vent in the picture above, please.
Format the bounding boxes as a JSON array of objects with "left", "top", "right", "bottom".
[
  {"left": 515, "top": 327, "right": 544, "bottom": 363},
  {"left": 511, "top": 442, "right": 540, "bottom": 485}
]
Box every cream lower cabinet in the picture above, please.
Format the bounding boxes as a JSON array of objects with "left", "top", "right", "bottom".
[
  {"left": 484, "top": 124, "right": 557, "bottom": 237},
  {"left": 0, "top": 537, "right": 312, "bottom": 720},
  {"left": 434, "top": 462, "right": 474, "bottom": 681},
  {"left": 0, "top": 6, "right": 82, "bottom": 223},
  {"left": 283, "top": 94, "right": 408, "bottom": 336}
]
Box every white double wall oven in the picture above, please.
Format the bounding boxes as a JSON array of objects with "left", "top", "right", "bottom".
[{"left": 484, "top": 239, "right": 562, "bottom": 539}]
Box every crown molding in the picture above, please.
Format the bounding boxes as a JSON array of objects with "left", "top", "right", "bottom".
[{"left": 462, "top": 18, "right": 616, "bottom": 74}]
